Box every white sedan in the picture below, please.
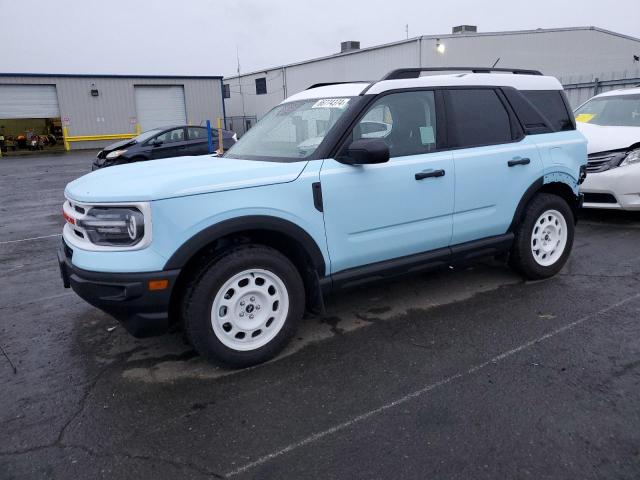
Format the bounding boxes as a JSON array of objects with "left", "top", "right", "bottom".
[{"left": 575, "top": 87, "right": 640, "bottom": 210}]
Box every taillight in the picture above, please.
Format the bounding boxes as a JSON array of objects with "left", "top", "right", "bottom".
[{"left": 63, "top": 209, "right": 76, "bottom": 225}]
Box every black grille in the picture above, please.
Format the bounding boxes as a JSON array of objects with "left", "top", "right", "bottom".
[
  {"left": 586, "top": 152, "right": 624, "bottom": 173},
  {"left": 583, "top": 193, "right": 617, "bottom": 204}
]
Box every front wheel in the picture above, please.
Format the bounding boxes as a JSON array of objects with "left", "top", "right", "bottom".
[
  {"left": 182, "top": 246, "right": 305, "bottom": 367},
  {"left": 509, "top": 193, "right": 575, "bottom": 280}
]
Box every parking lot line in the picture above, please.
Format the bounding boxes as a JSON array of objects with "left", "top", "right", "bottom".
[
  {"left": 0, "top": 233, "right": 62, "bottom": 245},
  {"left": 224, "top": 292, "right": 640, "bottom": 478}
]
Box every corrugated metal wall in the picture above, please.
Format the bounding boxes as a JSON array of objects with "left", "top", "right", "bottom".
[
  {"left": 224, "top": 28, "right": 640, "bottom": 122},
  {"left": 0, "top": 75, "right": 224, "bottom": 149}
]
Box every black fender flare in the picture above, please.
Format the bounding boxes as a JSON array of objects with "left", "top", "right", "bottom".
[
  {"left": 163, "top": 215, "right": 327, "bottom": 275},
  {"left": 508, "top": 176, "right": 580, "bottom": 232}
]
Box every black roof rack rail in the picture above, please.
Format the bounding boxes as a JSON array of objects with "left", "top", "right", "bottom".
[
  {"left": 306, "top": 81, "right": 371, "bottom": 90},
  {"left": 381, "top": 67, "right": 543, "bottom": 80}
]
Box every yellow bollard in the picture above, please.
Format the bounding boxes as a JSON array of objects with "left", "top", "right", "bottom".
[
  {"left": 135, "top": 123, "right": 141, "bottom": 135},
  {"left": 62, "top": 126, "right": 70, "bottom": 151},
  {"left": 217, "top": 118, "right": 224, "bottom": 154}
]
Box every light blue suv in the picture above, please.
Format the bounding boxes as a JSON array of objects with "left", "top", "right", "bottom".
[{"left": 58, "top": 67, "right": 587, "bottom": 367}]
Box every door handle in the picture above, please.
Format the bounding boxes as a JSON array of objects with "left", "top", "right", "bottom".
[
  {"left": 508, "top": 157, "right": 530, "bottom": 167},
  {"left": 415, "top": 169, "right": 445, "bottom": 180}
]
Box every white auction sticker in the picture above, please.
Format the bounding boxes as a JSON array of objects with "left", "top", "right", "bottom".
[{"left": 312, "top": 98, "right": 350, "bottom": 109}]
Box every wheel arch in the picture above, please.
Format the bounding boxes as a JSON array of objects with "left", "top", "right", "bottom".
[
  {"left": 165, "top": 216, "right": 327, "bottom": 320},
  {"left": 509, "top": 176, "right": 580, "bottom": 232}
]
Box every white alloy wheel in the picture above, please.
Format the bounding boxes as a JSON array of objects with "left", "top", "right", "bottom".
[
  {"left": 530, "top": 209, "right": 568, "bottom": 267},
  {"left": 211, "top": 268, "right": 289, "bottom": 351}
]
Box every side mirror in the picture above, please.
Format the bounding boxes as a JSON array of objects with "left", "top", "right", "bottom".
[
  {"left": 342, "top": 139, "right": 390, "bottom": 165},
  {"left": 151, "top": 139, "right": 163, "bottom": 147}
]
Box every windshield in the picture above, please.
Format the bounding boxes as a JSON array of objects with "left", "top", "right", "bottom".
[
  {"left": 225, "top": 97, "right": 354, "bottom": 161},
  {"left": 575, "top": 94, "right": 640, "bottom": 127},
  {"left": 134, "top": 129, "right": 163, "bottom": 143}
]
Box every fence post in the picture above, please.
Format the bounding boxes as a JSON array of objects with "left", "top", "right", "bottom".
[
  {"left": 593, "top": 77, "right": 601, "bottom": 96},
  {"left": 206, "top": 120, "right": 213, "bottom": 154}
]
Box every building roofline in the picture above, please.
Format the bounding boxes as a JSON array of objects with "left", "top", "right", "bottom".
[
  {"left": 223, "top": 26, "right": 640, "bottom": 81},
  {"left": 0, "top": 72, "right": 223, "bottom": 80}
]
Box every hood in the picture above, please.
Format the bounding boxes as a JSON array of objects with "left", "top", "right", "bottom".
[
  {"left": 102, "top": 138, "right": 136, "bottom": 152},
  {"left": 65, "top": 155, "right": 308, "bottom": 203},
  {"left": 576, "top": 122, "right": 640, "bottom": 154}
]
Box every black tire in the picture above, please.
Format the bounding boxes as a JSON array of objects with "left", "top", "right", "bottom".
[
  {"left": 182, "top": 245, "right": 305, "bottom": 367},
  {"left": 509, "top": 193, "right": 575, "bottom": 280}
]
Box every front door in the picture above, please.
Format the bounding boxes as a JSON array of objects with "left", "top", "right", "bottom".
[
  {"left": 149, "top": 127, "right": 188, "bottom": 159},
  {"left": 320, "top": 90, "right": 454, "bottom": 274}
]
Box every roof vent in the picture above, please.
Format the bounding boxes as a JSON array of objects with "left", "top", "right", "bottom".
[
  {"left": 452, "top": 25, "right": 477, "bottom": 34},
  {"left": 340, "top": 41, "right": 361, "bottom": 53}
]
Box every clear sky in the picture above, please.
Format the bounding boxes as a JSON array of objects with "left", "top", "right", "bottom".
[{"left": 2, "top": 0, "right": 639, "bottom": 77}]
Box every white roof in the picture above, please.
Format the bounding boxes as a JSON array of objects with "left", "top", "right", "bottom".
[
  {"left": 594, "top": 86, "right": 640, "bottom": 98},
  {"left": 281, "top": 73, "right": 563, "bottom": 104},
  {"left": 282, "top": 83, "right": 369, "bottom": 103}
]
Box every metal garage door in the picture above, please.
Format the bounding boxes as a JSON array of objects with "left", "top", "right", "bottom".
[
  {"left": 134, "top": 85, "right": 187, "bottom": 131},
  {"left": 0, "top": 84, "right": 60, "bottom": 118}
]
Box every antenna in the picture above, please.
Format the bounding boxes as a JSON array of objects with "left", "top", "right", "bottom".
[
  {"left": 492, "top": 57, "right": 501, "bottom": 68},
  {"left": 236, "top": 45, "right": 246, "bottom": 118}
]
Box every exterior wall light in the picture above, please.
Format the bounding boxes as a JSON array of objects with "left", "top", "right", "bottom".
[{"left": 436, "top": 40, "right": 446, "bottom": 54}]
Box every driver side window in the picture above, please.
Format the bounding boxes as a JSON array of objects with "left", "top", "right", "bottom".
[
  {"left": 153, "top": 128, "right": 185, "bottom": 144},
  {"left": 347, "top": 90, "right": 437, "bottom": 158}
]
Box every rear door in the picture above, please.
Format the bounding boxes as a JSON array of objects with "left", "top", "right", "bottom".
[
  {"left": 320, "top": 90, "right": 454, "bottom": 274},
  {"left": 446, "top": 88, "right": 543, "bottom": 245}
]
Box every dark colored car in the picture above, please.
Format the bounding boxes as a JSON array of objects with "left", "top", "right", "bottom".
[{"left": 92, "top": 125, "right": 237, "bottom": 170}]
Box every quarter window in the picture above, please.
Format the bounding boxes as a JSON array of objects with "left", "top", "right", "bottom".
[
  {"left": 447, "top": 89, "right": 512, "bottom": 147},
  {"left": 522, "top": 90, "right": 574, "bottom": 131},
  {"left": 348, "top": 90, "right": 438, "bottom": 158}
]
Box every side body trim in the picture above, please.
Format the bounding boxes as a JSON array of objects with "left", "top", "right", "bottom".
[{"left": 327, "top": 233, "right": 513, "bottom": 292}]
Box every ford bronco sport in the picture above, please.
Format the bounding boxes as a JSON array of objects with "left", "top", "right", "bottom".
[{"left": 58, "top": 67, "right": 587, "bottom": 367}]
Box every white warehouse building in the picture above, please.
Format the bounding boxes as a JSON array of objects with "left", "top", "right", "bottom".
[{"left": 223, "top": 26, "right": 640, "bottom": 135}]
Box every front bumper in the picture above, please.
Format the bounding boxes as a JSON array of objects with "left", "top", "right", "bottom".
[
  {"left": 580, "top": 163, "right": 640, "bottom": 211},
  {"left": 58, "top": 240, "right": 180, "bottom": 337}
]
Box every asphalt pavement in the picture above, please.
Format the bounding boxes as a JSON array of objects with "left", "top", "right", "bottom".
[{"left": 1, "top": 152, "right": 639, "bottom": 479}]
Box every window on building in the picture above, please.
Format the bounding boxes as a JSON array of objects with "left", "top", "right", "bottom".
[
  {"left": 223, "top": 84, "right": 230, "bottom": 99},
  {"left": 255, "top": 78, "right": 267, "bottom": 95},
  {"left": 447, "top": 89, "right": 512, "bottom": 147}
]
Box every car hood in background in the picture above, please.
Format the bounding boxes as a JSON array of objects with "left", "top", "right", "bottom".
[
  {"left": 102, "top": 138, "right": 137, "bottom": 152},
  {"left": 65, "top": 155, "right": 308, "bottom": 203},
  {"left": 577, "top": 122, "right": 640, "bottom": 154}
]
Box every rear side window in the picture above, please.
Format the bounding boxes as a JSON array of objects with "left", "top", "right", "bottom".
[
  {"left": 522, "top": 90, "right": 575, "bottom": 131},
  {"left": 447, "top": 89, "right": 513, "bottom": 148}
]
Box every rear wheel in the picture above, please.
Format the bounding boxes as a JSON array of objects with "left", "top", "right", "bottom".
[
  {"left": 183, "top": 246, "right": 305, "bottom": 367},
  {"left": 509, "top": 193, "right": 574, "bottom": 279}
]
